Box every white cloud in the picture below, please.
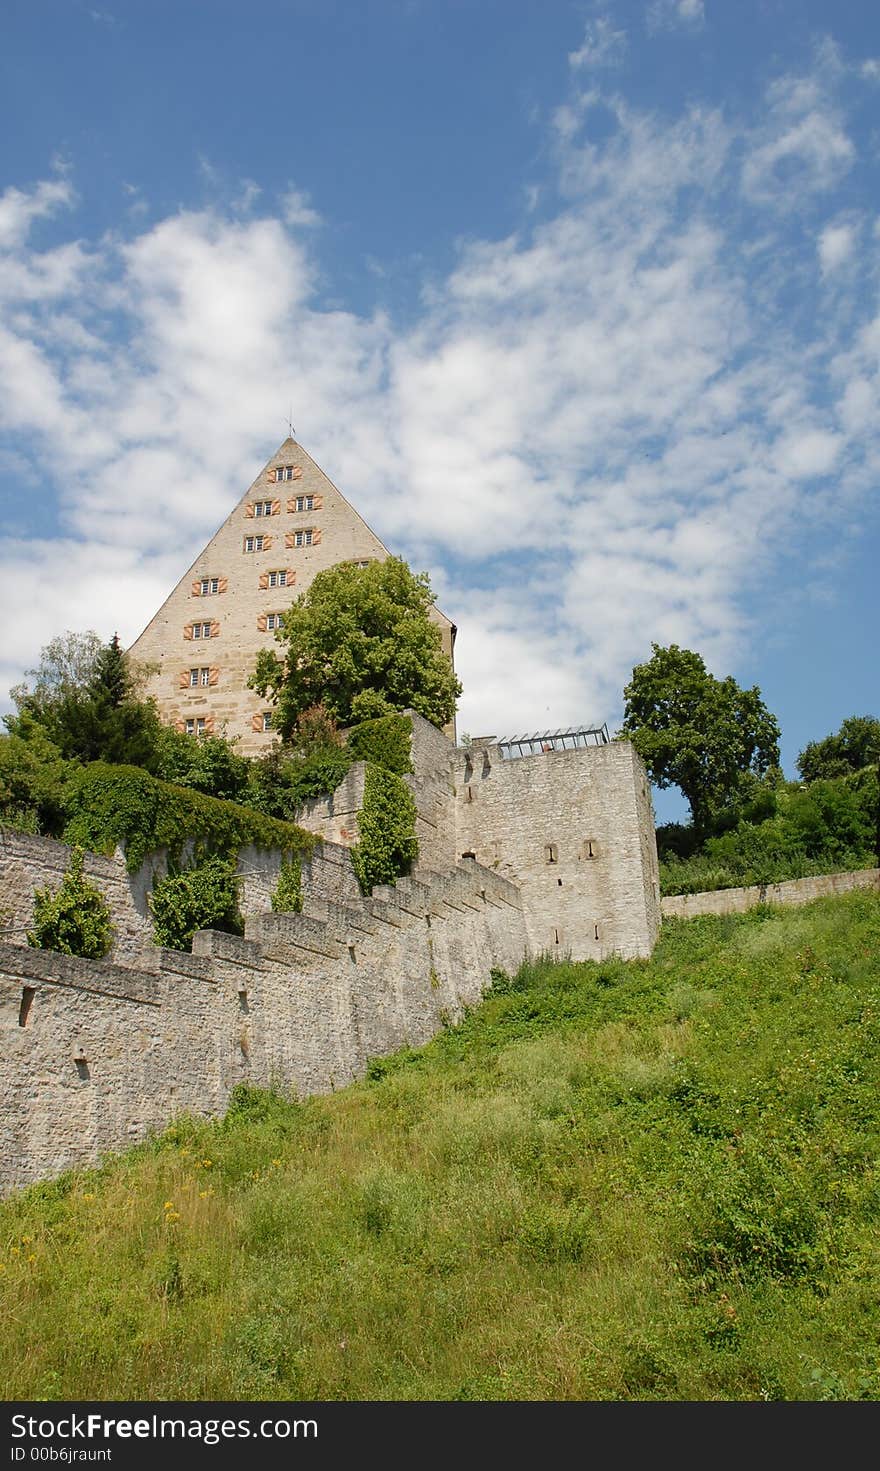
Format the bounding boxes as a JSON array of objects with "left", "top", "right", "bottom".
[
  {"left": 647, "top": 0, "right": 705, "bottom": 35},
  {"left": 741, "top": 73, "right": 854, "bottom": 205},
  {"left": 818, "top": 219, "right": 856, "bottom": 274},
  {"left": 281, "top": 187, "right": 321, "bottom": 229},
  {"left": 569, "top": 17, "right": 627, "bottom": 71}
]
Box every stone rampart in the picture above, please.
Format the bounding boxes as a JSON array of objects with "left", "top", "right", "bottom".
[{"left": 660, "top": 868, "right": 880, "bottom": 919}]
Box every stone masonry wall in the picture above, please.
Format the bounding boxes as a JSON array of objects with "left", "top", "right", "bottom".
[
  {"left": 0, "top": 856, "right": 527, "bottom": 1195},
  {"left": 450, "top": 737, "right": 660, "bottom": 961},
  {"left": 661, "top": 867, "right": 880, "bottom": 919}
]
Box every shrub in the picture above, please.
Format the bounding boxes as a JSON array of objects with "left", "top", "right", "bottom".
[
  {"left": 149, "top": 855, "right": 244, "bottom": 952},
  {"left": 351, "top": 765, "right": 419, "bottom": 893},
  {"left": 271, "top": 859, "right": 303, "bottom": 913},
  {"left": 27, "top": 846, "right": 114, "bottom": 959}
]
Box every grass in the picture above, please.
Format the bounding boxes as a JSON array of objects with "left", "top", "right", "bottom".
[{"left": 2, "top": 889, "right": 880, "bottom": 1401}]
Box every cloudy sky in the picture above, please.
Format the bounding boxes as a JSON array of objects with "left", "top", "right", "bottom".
[{"left": 1, "top": 0, "right": 878, "bottom": 817}]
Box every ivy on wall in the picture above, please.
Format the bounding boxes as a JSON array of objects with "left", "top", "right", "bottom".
[
  {"left": 27, "top": 846, "right": 115, "bottom": 960},
  {"left": 351, "top": 765, "right": 419, "bottom": 894},
  {"left": 271, "top": 858, "right": 303, "bottom": 913},
  {"left": 62, "top": 763, "right": 318, "bottom": 873},
  {"left": 345, "top": 713, "right": 413, "bottom": 775},
  {"left": 149, "top": 853, "right": 244, "bottom": 952}
]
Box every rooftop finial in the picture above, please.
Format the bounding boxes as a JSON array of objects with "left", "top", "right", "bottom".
[{"left": 286, "top": 406, "right": 296, "bottom": 441}]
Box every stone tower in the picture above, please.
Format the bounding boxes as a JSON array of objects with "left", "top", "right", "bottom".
[{"left": 128, "top": 438, "right": 457, "bottom": 753}]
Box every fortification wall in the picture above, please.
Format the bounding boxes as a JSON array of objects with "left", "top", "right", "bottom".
[
  {"left": 0, "top": 855, "right": 527, "bottom": 1195},
  {"left": 450, "top": 738, "right": 660, "bottom": 960},
  {"left": 661, "top": 868, "right": 880, "bottom": 919}
]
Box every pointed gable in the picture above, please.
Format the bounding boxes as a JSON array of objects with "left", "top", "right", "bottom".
[{"left": 128, "top": 436, "right": 456, "bottom": 752}]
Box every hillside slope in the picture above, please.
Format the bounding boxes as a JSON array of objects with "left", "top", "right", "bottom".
[{"left": 2, "top": 890, "right": 879, "bottom": 1401}]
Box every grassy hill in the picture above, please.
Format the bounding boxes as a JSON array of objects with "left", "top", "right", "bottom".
[{"left": 2, "top": 890, "right": 880, "bottom": 1402}]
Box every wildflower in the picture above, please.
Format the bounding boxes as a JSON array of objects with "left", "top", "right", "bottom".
[
  {"left": 10, "top": 1247, "right": 20, "bottom": 1257},
  {"left": 82, "top": 1193, "right": 94, "bottom": 1201},
  {"left": 163, "top": 1201, "right": 174, "bottom": 1211},
  {"left": 27, "top": 1255, "right": 36, "bottom": 1265},
  {"left": 21, "top": 1235, "right": 32, "bottom": 1244}
]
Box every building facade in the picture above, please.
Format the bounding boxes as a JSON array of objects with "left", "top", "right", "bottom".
[{"left": 128, "top": 438, "right": 456, "bottom": 752}]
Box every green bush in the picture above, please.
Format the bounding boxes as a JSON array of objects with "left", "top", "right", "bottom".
[
  {"left": 346, "top": 713, "right": 413, "bottom": 775},
  {"left": 27, "top": 846, "right": 114, "bottom": 959},
  {"left": 149, "top": 855, "right": 244, "bottom": 952},
  {"left": 351, "top": 765, "right": 419, "bottom": 893},
  {"left": 63, "top": 762, "right": 316, "bottom": 872},
  {"left": 271, "top": 859, "right": 303, "bottom": 913}
]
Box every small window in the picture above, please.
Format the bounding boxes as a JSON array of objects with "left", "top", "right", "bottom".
[
  {"left": 191, "top": 622, "right": 212, "bottom": 640},
  {"left": 185, "top": 719, "right": 195, "bottom": 734},
  {"left": 294, "top": 494, "right": 315, "bottom": 512},
  {"left": 244, "top": 535, "right": 265, "bottom": 553},
  {"left": 262, "top": 712, "right": 273, "bottom": 732},
  {"left": 268, "top": 569, "right": 287, "bottom": 587},
  {"left": 253, "top": 500, "right": 273, "bottom": 517},
  {"left": 294, "top": 528, "right": 313, "bottom": 548},
  {"left": 200, "top": 577, "right": 220, "bottom": 596},
  {"left": 189, "top": 668, "right": 199, "bottom": 688},
  {"left": 266, "top": 612, "right": 283, "bottom": 631},
  {"left": 18, "top": 986, "right": 35, "bottom": 1028},
  {"left": 583, "top": 839, "right": 597, "bottom": 860},
  {"left": 200, "top": 667, "right": 210, "bottom": 687},
  {"left": 544, "top": 844, "right": 558, "bottom": 864},
  {"left": 275, "top": 465, "right": 296, "bottom": 481}
]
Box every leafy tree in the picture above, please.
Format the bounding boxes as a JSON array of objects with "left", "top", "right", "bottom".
[
  {"left": 27, "top": 846, "right": 114, "bottom": 959},
  {"left": 0, "top": 718, "right": 70, "bottom": 835},
  {"left": 149, "top": 855, "right": 243, "bottom": 952},
  {"left": 249, "top": 557, "right": 461, "bottom": 737},
  {"left": 621, "top": 643, "right": 781, "bottom": 836},
  {"left": 8, "top": 631, "right": 162, "bottom": 770},
  {"left": 246, "top": 703, "right": 354, "bottom": 818},
  {"left": 153, "top": 727, "right": 250, "bottom": 802},
  {"left": 797, "top": 716, "right": 880, "bottom": 783}
]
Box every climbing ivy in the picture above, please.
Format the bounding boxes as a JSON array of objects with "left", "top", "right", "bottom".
[
  {"left": 149, "top": 854, "right": 244, "bottom": 952},
  {"left": 271, "top": 858, "right": 303, "bottom": 913},
  {"left": 62, "top": 762, "right": 318, "bottom": 873},
  {"left": 27, "top": 846, "right": 114, "bottom": 960},
  {"left": 346, "top": 713, "right": 413, "bottom": 775},
  {"left": 351, "top": 765, "right": 419, "bottom": 894}
]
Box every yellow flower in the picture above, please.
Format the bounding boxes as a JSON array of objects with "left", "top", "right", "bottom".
[
  {"left": 27, "top": 1255, "right": 36, "bottom": 1265},
  {"left": 21, "top": 1235, "right": 32, "bottom": 1244},
  {"left": 81, "top": 1193, "right": 94, "bottom": 1201},
  {"left": 163, "top": 1201, "right": 174, "bottom": 1210},
  {"left": 10, "top": 1247, "right": 20, "bottom": 1257}
]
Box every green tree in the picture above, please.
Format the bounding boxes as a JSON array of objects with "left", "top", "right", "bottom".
[
  {"left": 8, "top": 631, "right": 162, "bottom": 769},
  {"left": 797, "top": 716, "right": 880, "bottom": 783},
  {"left": 0, "top": 718, "right": 70, "bottom": 835},
  {"left": 249, "top": 557, "right": 461, "bottom": 738},
  {"left": 153, "top": 726, "right": 250, "bottom": 802},
  {"left": 621, "top": 643, "right": 781, "bottom": 836},
  {"left": 27, "top": 846, "right": 114, "bottom": 959}
]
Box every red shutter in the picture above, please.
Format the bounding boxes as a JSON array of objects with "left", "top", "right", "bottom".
[
  {"left": 178, "top": 671, "right": 191, "bottom": 690},
  {"left": 175, "top": 719, "right": 186, "bottom": 733},
  {"left": 312, "top": 529, "right": 322, "bottom": 546},
  {"left": 209, "top": 668, "right": 219, "bottom": 687},
  {"left": 267, "top": 469, "right": 277, "bottom": 483},
  {"left": 251, "top": 713, "right": 263, "bottom": 732},
  {"left": 286, "top": 497, "right": 296, "bottom": 514},
  {"left": 245, "top": 503, "right": 255, "bottom": 518},
  {"left": 259, "top": 572, "right": 269, "bottom": 590},
  {"left": 218, "top": 577, "right": 228, "bottom": 594},
  {"left": 257, "top": 614, "right": 268, "bottom": 632},
  {"left": 210, "top": 621, "right": 220, "bottom": 638},
  {"left": 204, "top": 716, "right": 215, "bottom": 734},
  {"left": 285, "top": 531, "right": 295, "bottom": 549},
  {"left": 191, "top": 580, "right": 202, "bottom": 597},
  {"left": 271, "top": 499, "right": 281, "bottom": 515},
  {"left": 292, "top": 466, "right": 302, "bottom": 479},
  {"left": 287, "top": 569, "right": 296, "bottom": 584},
  {"left": 183, "top": 625, "right": 193, "bottom": 641}
]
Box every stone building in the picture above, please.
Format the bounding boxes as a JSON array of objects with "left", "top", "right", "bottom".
[{"left": 128, "top": 438, "right": 457, "bottom": 753}]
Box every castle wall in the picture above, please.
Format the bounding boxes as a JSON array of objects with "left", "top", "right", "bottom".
[
  {"left": 450, "top": 737, "right": 660, "bottom": 960},
  {"left": 0, "top": 857, "right": 526, "bottom": 1196},
  {"left": 661, "top": 867, "right": 880, "bottom": 919}
]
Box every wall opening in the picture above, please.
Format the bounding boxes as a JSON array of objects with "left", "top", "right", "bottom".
[
  {"left": 461, "top": 851, "right": 476, "bottom": 861},
  {"left": 554, "top": 928, "right": 560, "bottom": 945},
  {"left": 557, "top": 878, "right": 563, "bottom": 887},
  {"left": 18, "top": 987, "right": 35, "bottom": 1028},
  {"left": 594, "top": 924, "right": 600, "bottom": 941},
  {"left": 544, "top": 844, "right": 558, "bottom": 864},
  {"left": 583, "top": 839, "right": 597, "bottom": 859},
  {"left": 238, "top": 988, "right": 249, "bottom": 1014}
]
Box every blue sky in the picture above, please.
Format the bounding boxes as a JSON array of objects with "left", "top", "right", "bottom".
[{"left": 1, "top": 0, "right": 878, "bottom": 821}]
